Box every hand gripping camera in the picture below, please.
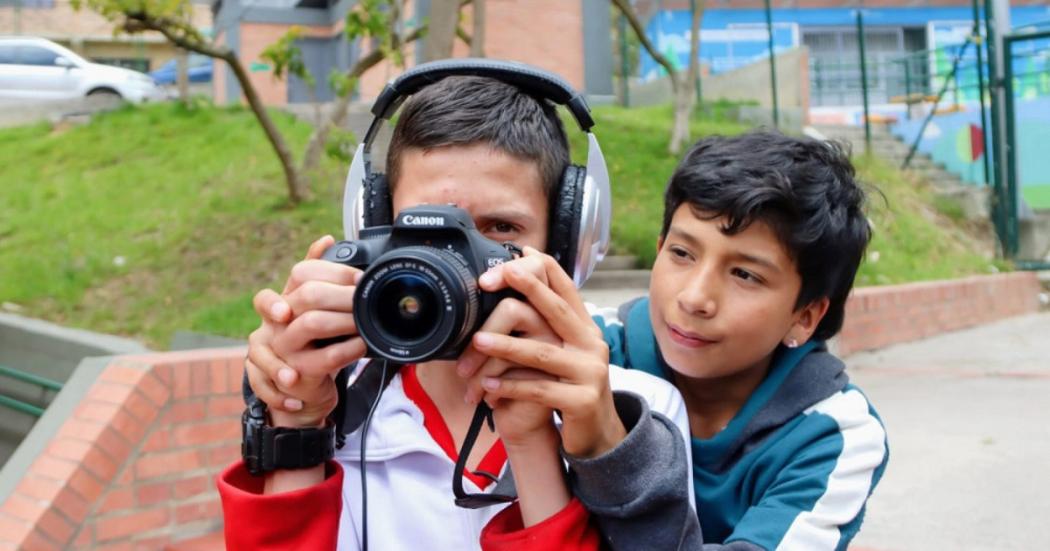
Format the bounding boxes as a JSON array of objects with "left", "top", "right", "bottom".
[{"left": 322, "top": 204, "right": 518, "bottom": 364}]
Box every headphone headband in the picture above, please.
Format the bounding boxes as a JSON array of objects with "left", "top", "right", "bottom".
[{"left": 361, "top": 58, "right": 594, "bottom": 152}]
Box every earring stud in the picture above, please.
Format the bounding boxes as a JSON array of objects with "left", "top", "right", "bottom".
[{"left": 785, "top": 338, "right": 799, "bottom": 348}]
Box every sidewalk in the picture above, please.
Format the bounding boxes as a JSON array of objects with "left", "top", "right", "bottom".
[{"left": 847, "top": 312, "right": 1050, "bottom": 551}]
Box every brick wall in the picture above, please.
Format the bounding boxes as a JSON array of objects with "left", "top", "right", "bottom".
[
  {"left": 0, "top": 348, "right": 245, "bottom": 550},
  {"left": 835, "top": 272, "right": 1042, "bottom": 356},
  {"left": 360, "top": 0, "right": 586, "bottom": 101}
]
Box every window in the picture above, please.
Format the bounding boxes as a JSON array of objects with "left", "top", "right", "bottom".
[
  {"left": 92, "top": 57, "right": 150, "bottom": 72},
  {"left": 15, "top": 46, "right": 60, "bottom": 66},
  {"left": 0, "top": 45, "right": 16, "bottom": 65}
]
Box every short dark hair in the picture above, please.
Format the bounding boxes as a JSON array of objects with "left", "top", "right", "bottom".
[
  {"left": 661, "top": 130, "right": 871, "bottom": 340},
  {"left": 386, "top": 75, "right": 570, "bottom": 198}
]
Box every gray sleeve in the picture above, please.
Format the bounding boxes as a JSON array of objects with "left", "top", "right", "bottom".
[{"left": 563, "top": 391, "right": 763, "bottom": 551}]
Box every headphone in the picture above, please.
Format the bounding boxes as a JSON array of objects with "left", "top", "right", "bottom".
[{"left": 341, "top": 58, "right": 612, "bottom": 287}]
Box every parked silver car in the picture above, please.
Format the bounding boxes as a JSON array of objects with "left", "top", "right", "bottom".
[{"left": 0, "top": 36, "right": 164, "bottom": 102}]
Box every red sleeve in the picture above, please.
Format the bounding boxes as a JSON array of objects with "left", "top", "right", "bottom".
[
  {"left": 480, "top": 498, "right": 602, "bottom": 551},
  {"left": 217, "top": 460, "right": 343, "bottom": 551}
]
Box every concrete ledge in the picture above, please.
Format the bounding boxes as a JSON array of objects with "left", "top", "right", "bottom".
[
  {"left": 0, "top": 348, "right": 246, "bottom": 549},
  {"left": 0, "top": 313, "right": 150, "bottom": 467}
]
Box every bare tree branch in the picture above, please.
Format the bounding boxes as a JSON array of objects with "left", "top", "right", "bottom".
[
  {"left": 456, "top": 25, "right": 472, "bottom": 47},
  {"left": 610, "top": 0, "right": 678, "bottom": 89},
  {"left": 300, "top": 22, "right": 426, "bottom": 176}
]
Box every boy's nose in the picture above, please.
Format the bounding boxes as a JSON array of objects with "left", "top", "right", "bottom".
[{"left": 677, "top": 268, "right": 718, "bottom": 318}]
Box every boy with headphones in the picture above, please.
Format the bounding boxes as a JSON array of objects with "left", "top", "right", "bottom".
[{"left": 217, "top": 61, "right": 692, "bottom": 550}]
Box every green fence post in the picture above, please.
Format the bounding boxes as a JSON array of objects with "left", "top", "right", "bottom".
[
  {"left": 856, "top": 11, "right": 872, "bottom": 155},
  {"left": 1002, "top": 35, "right": 1018, "bottom": 257},
  {"left": 983, "top": 0, "right": 1007, "bottom": 254},
  {"left": 764, "top": 0, "right": 780, "bottom": 129},
  {"left": 902, "top": 58, "right": 912, "bottom": 120},
  {"left": 972, "top": 0, "right": 991, "bottom": 187}
]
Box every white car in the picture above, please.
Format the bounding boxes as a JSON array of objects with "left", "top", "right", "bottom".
[{"left": 0, "top": 37, "right": 164, "bottom": 103}]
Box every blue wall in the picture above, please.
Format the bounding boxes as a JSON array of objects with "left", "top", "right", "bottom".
[{"left": 638, "top": 6, "right": 1050, "bottom": 80}]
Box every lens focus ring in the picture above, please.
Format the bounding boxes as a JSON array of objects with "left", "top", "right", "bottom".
[{"left": 353, "top": 246, "right": 480, "bottom": 363}]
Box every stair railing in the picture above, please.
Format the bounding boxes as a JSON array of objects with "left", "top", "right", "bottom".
[{"left": 0, "top": 365, "right": 63, "bottom": 417}]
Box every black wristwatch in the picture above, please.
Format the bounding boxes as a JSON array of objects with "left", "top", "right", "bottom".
[{"left": 241, "top": 398, "right": 337, "bottom": 476}]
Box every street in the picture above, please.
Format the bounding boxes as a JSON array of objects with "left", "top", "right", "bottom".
[{"left": 849, "top": 312, "right": 1050, "bottom": 551}]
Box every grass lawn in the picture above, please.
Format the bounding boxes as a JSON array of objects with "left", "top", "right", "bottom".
[
  {"left": 851, "top": 155, "right": 1003, "bottom": 286},
  {"left": 0, "top": 102, "right": 1000, "bottom": 347},
  {"left": 566, "top": 103, "right": 749, "bottom": 266},
  {"left": 0, "top": 102, "right": 345, "bottom": 346}
]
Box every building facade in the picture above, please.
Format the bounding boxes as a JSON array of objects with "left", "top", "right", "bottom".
[
  {"left": 211, "top": 0, "right": 615, "bottom": 105},
  {"left": 633, "top": 0, "right": 1049, "bottom": 106}
]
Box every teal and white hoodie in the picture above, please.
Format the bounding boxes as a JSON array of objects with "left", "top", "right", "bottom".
[{"left": 568, "top": 298, "right": 889, "bottom": 551}]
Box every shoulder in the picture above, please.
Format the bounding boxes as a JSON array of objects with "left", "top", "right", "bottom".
[
  {"left": 781, "top": 384, "right": 888, "bottom": 484},
  {"left": 587, "top": 302, "right": 622, "bottom": 331},
  {"left": 804, "top": 384, "right": 885, "bottom": 438}
]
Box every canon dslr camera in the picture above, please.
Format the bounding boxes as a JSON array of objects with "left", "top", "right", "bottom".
[{"left": 322, "top": 205, "right": 518, "bottom": 363}]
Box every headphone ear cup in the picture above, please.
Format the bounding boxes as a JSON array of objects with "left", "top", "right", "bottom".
[
  {"left": 548, "top": 165, "right": 586, "bottom": 280},
  {"left": 362, "top": 173, "right": 393, "bottom": 228}
]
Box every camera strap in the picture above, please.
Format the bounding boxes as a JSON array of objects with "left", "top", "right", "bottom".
[
  {"left": 336, "top": 359, "right": 400, "bottom": 446},
  {"left": 452, "top": 402, "right": 519, "bottom": 508}
]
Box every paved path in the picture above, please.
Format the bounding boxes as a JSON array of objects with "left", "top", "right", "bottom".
[
  {"left": 848, "top": 312, "right": 1050, "bottom": 551},
  {"left": 582, "top": 286, "right": 1050, "bottom": 550}
]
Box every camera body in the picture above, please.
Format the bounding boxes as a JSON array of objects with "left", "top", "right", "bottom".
[{"left": 321, "top": 205, "right": 517, "bottom": 363}]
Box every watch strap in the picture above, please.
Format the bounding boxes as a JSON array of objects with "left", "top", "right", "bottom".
[{"left": 242, "top": 400, "right": 336, "bottom": 476}]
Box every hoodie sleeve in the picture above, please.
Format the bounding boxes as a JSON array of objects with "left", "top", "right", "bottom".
[
  {"left": 217, "top": 460, "right": 343, "bottom": 551},
  {"left": 563, "top": 391, "right": 705, "bottom": 551},
  {"left": 480, "top": 498, "right": 601, "bottom": 551}
]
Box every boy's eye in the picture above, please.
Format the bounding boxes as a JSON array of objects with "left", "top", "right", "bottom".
[
  {"left": 668, "top": 245, "right": 692, "bottom": 261},
  {"left": 731, "top": 267, "right": 762, "bottom": 284},
  {"left": 486, "top": 222, "right": 519, "bottom": 235}
]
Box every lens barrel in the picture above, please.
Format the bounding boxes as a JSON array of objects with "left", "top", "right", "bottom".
[{"left": 354, "top": 246, "right": 480, "bottom": 363}]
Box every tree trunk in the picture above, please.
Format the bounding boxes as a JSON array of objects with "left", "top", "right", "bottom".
[
  {"left": 424, "top": 0, "right": 459, "bottom": 61},
  {"left": 470, "top": 0, "right": 485, "bottom": 57},
  {"left": 176, "top": 49, "right": 189, "bottom": 105},
  {"left": 223, "top": 52, "right": 306, "bottom": 204},
  {"left": 611, "top": 0, "right": 685, "bottom": 154},
  {"left": 670, "top": 0, "right": 704, "bottom": 154}
]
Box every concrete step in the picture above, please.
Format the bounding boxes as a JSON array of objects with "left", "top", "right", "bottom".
[
  {"left": 581, "top": 269, "right": 651, "bottom": 290},
  {"left": 596, "top": 255, "right": 638, "bottom": 271}
]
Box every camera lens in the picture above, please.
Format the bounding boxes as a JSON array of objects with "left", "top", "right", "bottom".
[
  {"left": 354, "top": 246, "right": 480, "bottom": 363},
  {"left": 374, "top": 273, "right": 440, "bottom": 343}
]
